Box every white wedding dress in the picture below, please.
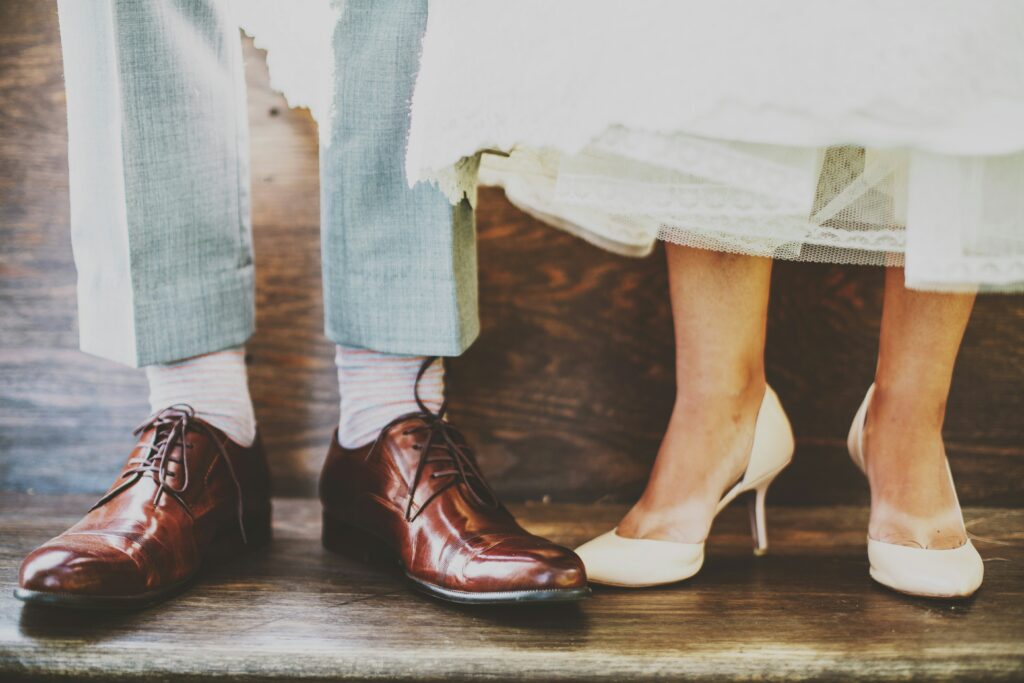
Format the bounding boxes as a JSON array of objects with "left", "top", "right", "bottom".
[
  {"left": 236, "top": 0, "right": 1024, "bottom": 292},
  {"left": 406, "top": 0, "right": 1024, "bottom": 292}
]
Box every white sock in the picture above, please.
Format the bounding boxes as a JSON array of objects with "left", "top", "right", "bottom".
[
  {"left": 145, "top": 347, "right": 257, "bottom": 447},
  {"left": 336, "top": 346, "right": 445, "bottom": 448}
]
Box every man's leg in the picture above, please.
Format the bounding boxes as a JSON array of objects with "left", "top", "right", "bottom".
[
  {"left": 61, "top": 0, "right": 254, "bottom": 367},
  {"left": 16, "top": 0, "right": 271, "bottom": 609},
  {"left": 320, "top": 3, "right": 478, "bottom": 357},
  {"left": 317, "top": 0, "right": 588, "bottom": 604},
  {"left": 321, "top": 0, "right": 472, "bottom": 451},
  {"left": 320, "top": 0, "right": 469, "bottom": 483},
  {"left": 61, "top": 0, "right": 257, "bottom": 443}
]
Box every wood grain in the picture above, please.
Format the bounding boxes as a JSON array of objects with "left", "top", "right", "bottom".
[
  {"left": 0, "top": 494, "right": 1022, "bottom": 681},
  {"left": 1, "top": 1, "right": 1023, "bottom": 505}
]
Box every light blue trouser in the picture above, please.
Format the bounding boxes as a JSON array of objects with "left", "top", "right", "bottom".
[{"left": 56, "top": 0, "right": 479, "bottom": 367}]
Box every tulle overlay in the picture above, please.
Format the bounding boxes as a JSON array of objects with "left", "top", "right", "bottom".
[
  {"left": 233, "top": 0, "right": 1024, "bottom": 292},
  {"left": 477, "top": 134, "right": 1024, "bottom": 292}
]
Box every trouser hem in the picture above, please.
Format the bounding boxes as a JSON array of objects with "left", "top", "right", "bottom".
[{"left": 79, "top": 266, "right": 255, "bottom": 368}]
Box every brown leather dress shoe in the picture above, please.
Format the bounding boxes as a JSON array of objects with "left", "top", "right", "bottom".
[
  {"left": 320, "top": 365, "right": 589, "bottom": 605},
  {"left": 15, "top": 405, "right": 272, "bottom": 609}
]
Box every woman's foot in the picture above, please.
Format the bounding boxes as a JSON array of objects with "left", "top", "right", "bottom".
[
  {"left": 576, "top": 381, "right": 792, "bottom": 587},
  {"left": 617, "top": 378, "right": 767, "bottom": 544},
  {"left": 860, "top": 383, "right": 968, "bottom": 550}
]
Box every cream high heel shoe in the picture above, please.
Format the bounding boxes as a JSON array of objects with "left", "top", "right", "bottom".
[
  {"left": 847, "top": 385, "right": 983, "bottom": 599},
  {"left": 575, "top": 387, "right": 794, "bottom": 587}
]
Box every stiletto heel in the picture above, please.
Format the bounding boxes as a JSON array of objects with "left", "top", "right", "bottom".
[
  {"left": 848, "top": 385, "right": 983, "bottom": 598},
  {"left": 576, "top": 386, "right": 794, "bottom": 587},
  {"left": 748, "top": 481, "right": 771, "bottom": 557}
]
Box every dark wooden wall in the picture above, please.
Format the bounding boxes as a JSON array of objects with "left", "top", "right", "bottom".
[{"left": 2, "top": 2, "right": 1022, "bottom": 505}]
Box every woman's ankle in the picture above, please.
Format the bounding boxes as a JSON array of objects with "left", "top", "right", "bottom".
[
  {"left": 672, "top": 369, "right": 766, "bottom": 415},
  {"left": 869, "top": 379, "right": 948, "bottom": 431}
]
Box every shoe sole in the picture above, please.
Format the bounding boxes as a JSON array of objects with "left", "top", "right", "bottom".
[
  {"left": 585, "top": 572, "right": 701, "bottom": 589},
  {"left": 13, "top": 577, "right": 195, "bottom": 610},
  {"left": 13, "top": 506, "right": 273, "bottom": 610},
  {"left": 322, "top": 511, "right": 590, "bottom": 605},
  {"left": 869, "top": 566, "right": 979, "bottom": 600},
  {"left": 407, "top": 574, "right": 590, "bottom": 605}
]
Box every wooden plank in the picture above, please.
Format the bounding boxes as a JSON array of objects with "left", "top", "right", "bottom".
[
  {"left": 0, "top": 494, "right": 1022, "bottom": 681},
  {"left": 1, "top": 1, "right": 1023, "bottom": 505}
]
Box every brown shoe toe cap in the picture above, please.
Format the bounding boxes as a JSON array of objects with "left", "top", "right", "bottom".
[
  {"left": 19, "top": 541, "right": 147, "bottom": 597},
  {"left": 463, "top": 537, "right": 588, "bottom": 591}
]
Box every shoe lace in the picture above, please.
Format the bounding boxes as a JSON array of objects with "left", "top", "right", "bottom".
[
  {"left": 367, "top": 357, "right": 500, "bottom": 523},
  {"left": 90, "top": 404, "right": 252, "bottom": 542}
]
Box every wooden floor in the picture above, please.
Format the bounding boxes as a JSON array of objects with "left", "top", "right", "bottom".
[{"left": 0, "top": 495, "right": 1021, "bottom": 682}]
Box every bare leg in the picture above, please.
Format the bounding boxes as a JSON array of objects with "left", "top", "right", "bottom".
[
  {"left": 617, "top": 245, "right": 772, "bottom": 543},
  {"left": 862, "top": 267, "right": 976, "bottom": 549}
]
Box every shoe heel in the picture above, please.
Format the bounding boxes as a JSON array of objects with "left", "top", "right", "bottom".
[
  {"left": 322, "top": 512, "right": 397, "bottom": 566},
  {"left": 747, "top": 479, "right": 773, "bottom": 557}
]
